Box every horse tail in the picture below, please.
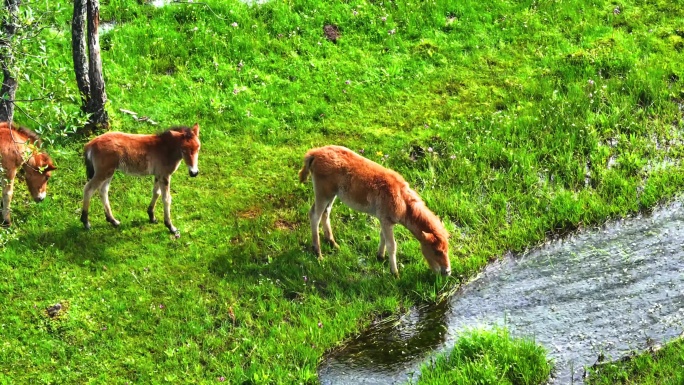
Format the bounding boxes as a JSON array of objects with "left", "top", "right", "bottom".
[
  {"left": 84, "top": 148, "right": 95, "bottom": 181},
  {"left": 298, "top": 154, "right": 315, "bottom": 183}
]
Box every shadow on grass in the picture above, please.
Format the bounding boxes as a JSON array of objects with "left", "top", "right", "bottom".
[
  {"left": 209, "top": 235, "right": 452, "bottom": 303},
  {"left": 16, "top": 224, "right": 112, "bottom": 263},
  {"left": 209, "top": 243, "right": 361, "bottom": 296}
]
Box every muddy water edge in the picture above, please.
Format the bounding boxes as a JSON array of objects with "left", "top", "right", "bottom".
[{"left": 319, "top": 201, "right": 684, "bottom": 384}]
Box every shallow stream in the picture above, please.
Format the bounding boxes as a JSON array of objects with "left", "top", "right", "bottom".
[{"left": 319, "top": 201, "right": 684, "bottom": 384}]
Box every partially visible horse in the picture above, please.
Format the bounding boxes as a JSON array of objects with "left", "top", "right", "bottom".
[
  {"left": 299, "top": 145, "right": 451, "bottom": 277},
  {"left": 81, "top": 123, "right": 201, "bottom": 236},
  {"left": 0, "top": 122, "right": 57, "bottom": 226}
]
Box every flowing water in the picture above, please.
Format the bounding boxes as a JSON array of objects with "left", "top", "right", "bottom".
[
  {"left": 149, "top": 0, "right": 269, "bottom": 7},
  {"left": 150, "top": 0, "right": 172, "bottom": 7},
  {"left": 319, "top": 201, "right": 684, "bottom": 384},
  {"left": 99, "top": 22, "right": 116, "bottom": 35}
]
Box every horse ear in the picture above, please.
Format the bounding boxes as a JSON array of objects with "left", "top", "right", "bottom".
[
  {"left": 192, "top": 123, "right": 200, "bottom": 137},
  {"left": 41, "top": 159, "right": 57, "bottom": 172},
  {"left": 422, "top": 231, "right": 436, "bottom": 244}
]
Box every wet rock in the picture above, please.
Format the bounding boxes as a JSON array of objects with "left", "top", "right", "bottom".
[
  {"left": 46, "top": 303, "right": 62, "bottom": 318},
  {"left": 324, "top": 24, "right": 340, "bottom": 43}
]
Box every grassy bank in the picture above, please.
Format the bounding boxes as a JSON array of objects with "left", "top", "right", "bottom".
[
  {"left": 587, "top": 339, "right": 684, "bottom": 384},
  {"left": 0, "top": 0, "right": 682, "bottom": 383}
]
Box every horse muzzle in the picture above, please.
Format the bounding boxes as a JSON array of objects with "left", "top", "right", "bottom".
[
  {"left": 441, "top": 267, "right": 451, "bottom": 277},
  {"left": 35, "top": 192, "right": 46, "bottom": 203},
  {"left": 189, "top": 169, "right": 199, "bottom": 177}
]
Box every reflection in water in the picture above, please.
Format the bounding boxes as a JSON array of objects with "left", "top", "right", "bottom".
[
  {"left": 322, "top": 301, "right": 450, "bottom": 384},
  {"left": 320, "top": 201, "right": 684, "bottom": 384}
]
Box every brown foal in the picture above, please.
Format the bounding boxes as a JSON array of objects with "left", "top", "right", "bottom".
[
  {"left": 0, "top": 122, "right": 57, "bottom": 226},
  {"left": 299, "top": 145, "right": 451, "bottom": 277},
  {"left": 81, "top": 123, "right": 200, "bottom": 235}
]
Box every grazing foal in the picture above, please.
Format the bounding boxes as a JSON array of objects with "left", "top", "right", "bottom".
[
  {"left": 0, "top": 122, "right": 57, "bottom": 226},
  {"left": 81, "top": 123, "right": 201, "bottom": 235},
  {"left": 299, "top": 145, "right": 451, "bottom": 277}
]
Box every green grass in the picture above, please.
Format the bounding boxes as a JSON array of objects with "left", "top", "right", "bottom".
[
  {"left": 415, "top": 329, "right": 551, "bottom": 385},
  {"left": 0, "top": 0, "right": 683, "bottom": 383},
  {"left": 587, "top": 339, "right": 684, "bottom": 384}
]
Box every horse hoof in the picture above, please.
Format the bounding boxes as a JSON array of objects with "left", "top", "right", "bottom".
[
  {"left": 165, "top": 221, "right": 177, "bottom": 234},
  {"left": 148, "top": 210, "right": 157, "bottom": 224},
  {"left": 107, "top": 218, "right": 120, "bottom": 227},
  {"left": 172, "top": 231, "right": 180, "bottom": 239},
  {"left": 1, "top": 220, "right": 11, "bottom": 228},
  {"left": 80, "top": 211, "right": 90, "bottom": 229},
  {"left": 376, "top": 254, "right": 385, "bottom": 262},
  {"left": 166, "top": 224, "right": 178, "bottom": 234}
]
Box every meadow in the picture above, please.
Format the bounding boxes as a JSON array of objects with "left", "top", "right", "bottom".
[{"left": 0, "top": 0, "right": 683, "bottom": 383}]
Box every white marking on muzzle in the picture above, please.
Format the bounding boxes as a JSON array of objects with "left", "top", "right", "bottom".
[
  {"left": 37, "top": 191, "right": 46, "bottom": 201},
  {"left": 187, "top": 153, "right": 199, "bottom": 174}
]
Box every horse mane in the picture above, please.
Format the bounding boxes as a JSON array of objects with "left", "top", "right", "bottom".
[
  {"left": 157, "top": 126, "right": 195, "bottom": 139},
  {"left": 404, "top": 189, "right": 449, "bottom": 241},
  {"left": 11, "top": 123, "right": 42, "bottom": 145}
]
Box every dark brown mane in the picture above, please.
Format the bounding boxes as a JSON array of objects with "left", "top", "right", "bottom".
[
  {"left": 10, "top": 123, "right": 42, "bottom": 145},
  {"left": 158, "top": 126, "right": 194, "bottom": 140},
  {"left": 405, "top": 191, "right": 449, "bottom": 241}
]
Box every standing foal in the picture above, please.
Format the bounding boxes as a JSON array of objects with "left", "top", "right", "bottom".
[
  {"left": 0, "top": 122, "right": 57, "bottom": 226},
  {"left": 81, "top": 123, "right": 201, "bottom": 235},
  {"left": 299, "top": 145, "right": 451, "bottom": 277}
]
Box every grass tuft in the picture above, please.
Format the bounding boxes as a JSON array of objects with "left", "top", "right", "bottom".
[{"left": 415, "top": 329, "right": 552, "bottom": 385}]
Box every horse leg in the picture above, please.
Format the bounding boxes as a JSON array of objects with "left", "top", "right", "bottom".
[
  {"left": 147, "top": 177, "right": 161, "bottom": 224},
  {"left": 1, "top": 171, "right": 16, "bottom": 227},
  {"left": 321, "top": 196, "right": 339, "bottom": 249},
  {"left": 160, "top": 175, "right": 178, "bottom": 235},
  {"left": 309, "top": 194, "right": 332, "bottom": 260},
  {"left": 377, "top": 229, "right": 386, "bottom": 261},
  {"left": 99, "top": 176, "right": 120, "bottom": 227},
  {"left": 381, "top": 222, "right": 399, "bottom": 277},
  {"left": 81, "top": 173, "right": 108, "bottom": 230},
  {"left": 309, "top": 203, "right": 323, "bottom": 260}
]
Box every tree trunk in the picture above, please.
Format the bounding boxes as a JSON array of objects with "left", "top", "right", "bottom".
[
  {"left": 0, "top": 0, "right": 19, "bottom": 123},
  {"left": 85, "top": 0, "right": 108, "bottom": 129},
  {"left": 71, "top": 0, "right": 90, "bottom": 111},
  {"left": 72, "top": 0, "right": 109, "bottom": 131}
]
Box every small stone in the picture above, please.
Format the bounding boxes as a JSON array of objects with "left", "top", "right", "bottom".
[
  {"left": 323, "top": 24, "right": 340, "bottom": 43},
  {"left": 46, "top": 303, "right": 62, "bottom": 318}
]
